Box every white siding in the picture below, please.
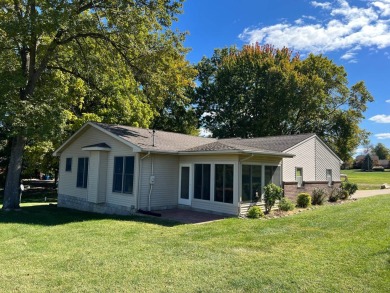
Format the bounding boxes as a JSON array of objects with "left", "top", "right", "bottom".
[
  {"left": 139, "top": 154, "right": 179, "bottom": 210},
  {"left": 97, "top": 152, "right": 108, "bottom": 203},
  {"left": 58, "top": 126, "right": 138, "bottom": 208},
  {"left": 87, "top": 151, "right": 100, "bottom": 203},
  {"left": 282, "top": 137, "right": 316, "bottom": 182},
  {"left": 315, "top": 139, "right": 341, "bottom": 181}
]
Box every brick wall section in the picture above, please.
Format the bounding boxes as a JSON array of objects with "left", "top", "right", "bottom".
[{"left": 283, "top": 181, "right": 341, "bottom": 202}]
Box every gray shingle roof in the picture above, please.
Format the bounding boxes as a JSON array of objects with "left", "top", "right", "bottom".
[
  {"left": 94, "top": 123, "right": 314, "bottom": 155},
  {"left": 219, "top": 133, "right": 315, "bottom": 152},
  {"left": 95, "top": 123, "right": 216, "bottom": 152}
]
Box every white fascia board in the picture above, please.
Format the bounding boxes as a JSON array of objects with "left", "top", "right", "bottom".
[{"left": 178, "top": 150, "right": 294, "bottom": 158}]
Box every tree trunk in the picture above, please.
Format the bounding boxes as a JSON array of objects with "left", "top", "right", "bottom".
[{"left": 2, "top": 135, "right": 27, "bottom": 210}]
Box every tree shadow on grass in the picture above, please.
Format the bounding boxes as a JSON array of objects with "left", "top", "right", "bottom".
[{"left": 0, "top": 204, "right": 181, "bottom": 227}]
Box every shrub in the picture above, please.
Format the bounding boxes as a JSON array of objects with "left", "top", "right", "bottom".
[
  {"left": 297, "top": 193, "right": 311, "bottom": 208},
  {"left": 341, "top": 181, "right": 358, "bottom": 196},
  {"left": 339, "top": 189, "right": 349, "bottom": 200},
  {"left": 247, "top": 206, "right": 264, "bottom": 219},
  {"left": 279, "top": 198, "right": 295, "bottom": 211},
  {"left": 328, "top": 187, "right": 342, "bottom": 202},
  {"left": 311, "top": 188, "right": 328, "bottom": 205},
  {"left": 263, "top": 183, "right": 284, "bottom": 213}
]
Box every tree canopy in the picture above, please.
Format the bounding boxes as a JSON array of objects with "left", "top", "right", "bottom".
[
  {"left": 373, "top": 143, "right": 390, "bottom": 160},
  {"left": 192, "top": 44, "right": 373, "bottom": 162},
  {"left": 0, "top": 0, "right": 196, "bottom": 209}
]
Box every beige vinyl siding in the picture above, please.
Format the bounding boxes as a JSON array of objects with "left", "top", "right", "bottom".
[
  {"left": 282, "top": 137, "right": 316, "bottom": 182},
  {"left": 87, "top": 151, "right": 100, "bottom": 203},
  {"left": 58, "top": 126, "right": 138, "bottom": 208},
  {"left": 139, "top": 154, "right": 179, "bottom": 210},
  {"left": 97, "top": 152, "right": 108, "bottom": 203},
  {"left": 105, "top": 146, "right": 138, "bottom": 209},
  {"left": 315, "top": 139, "right": 341, "bottom": 181},
  {"left": 191, "top": 199, "right": 238, "bottom": 215}
]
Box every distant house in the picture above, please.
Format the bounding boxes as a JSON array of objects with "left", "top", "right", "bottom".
[
  {"left": 354, "top": 154, "right": 389, "bottom": 169},
  {"left": 53, "top": 122, "right": 342, "bottom": 216}
]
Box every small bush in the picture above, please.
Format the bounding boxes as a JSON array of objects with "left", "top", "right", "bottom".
[
  {"left": 297, "top": 193, "right": 311, "bottom": 208},
  {"left": 328, "top": 187, "right": 342, "bottom": 202},
  {"left": 341, "top": 181, "right": 358, "bottom": 196},
  {"left": 279, "top": 198, "right": 295, "bottom": 211},
  {"left": 311, "top": 188, "right": 328, "bottom": 205},
  {"left": 372, "top": 166, "right": 384, "bottom": 172},
  {"left": 247, "top": 206, "right": 264, "bottom": 219},
  {"left": 263, "top": 183, "right": 284, "bottom": 213},
  {"left": 339, "top": 189, "right": 349, "bottom": 200}
]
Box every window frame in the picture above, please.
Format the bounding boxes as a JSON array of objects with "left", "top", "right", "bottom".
[
  {"left": 241, "top": 164, "right": 262, "bottom": 202},
  {"left": 295, "top": 167, "right": 303, "bottom": 188},
  {"left": 193, "top": 164, "right": 211, "bottom": 201},
  {"left": 112, "top": 156, "right": 135, "bottom": 195},
  {"left": 65, "top": 157, "right": 72, "bottom": 172},
  {"left": 326, "top": 169, "right": 332, "bottom": 187},
  {"left": 76, "top": 157, "right": 89, "bottom": 188},
  {"left": 214, "top": 164, "right": 234, "bottom": 204},
  {"left": 241, "top": 164, "right": 281, "bottom": 203}
]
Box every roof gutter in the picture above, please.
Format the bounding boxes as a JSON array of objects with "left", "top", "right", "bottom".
[{"left": 178, "top": 150, "right": 295, "bottom": 158}]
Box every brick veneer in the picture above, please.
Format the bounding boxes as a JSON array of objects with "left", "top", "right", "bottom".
[{"left": 283, "top": 181, "right": 341, "bottom": 202}]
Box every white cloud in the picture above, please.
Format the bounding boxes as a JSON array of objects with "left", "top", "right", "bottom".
[
  {"left": 239, "top": 0, "right": 390, "bottom": 57},
  {"left": 386, "top": 99, "right": 390, "bottom": 102},
  {"left": 373, "top": 0, "right": 390, "bottom": 16},
  {"left": 311, "top": 1, "right": 332, "bottom": 9},
  {"left": 375, "top": 133, "right": 390, "bottom": 139},
  {"left": 341, "top": 51, "right": 356, "bottom": 60},
  {"left": 369, "top": 114, "right": 390, "bottom": 123}
]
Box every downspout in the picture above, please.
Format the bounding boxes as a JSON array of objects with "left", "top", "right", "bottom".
[
  {"left": 148, "top": 155, "right": 154, "bottom": 211},
  {"left": 138, "top": 152, "right": 151, "bottom": 211}
]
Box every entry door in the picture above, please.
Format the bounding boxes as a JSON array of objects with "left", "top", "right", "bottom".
[{"left": 178, "top": 164, "right": 192, "bottom": 205}]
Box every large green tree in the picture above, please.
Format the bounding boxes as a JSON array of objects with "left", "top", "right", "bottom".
[
  {"left": 193, "top": 44, "right": 373, "bottom": 162},
  {"left": 373, "top": 143, "right": 390, "bottom": 160},
  {"left": 0, "top": 0, "right": 195, "bottom": 210}
]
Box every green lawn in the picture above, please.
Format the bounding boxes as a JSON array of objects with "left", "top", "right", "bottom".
[
  {"left": 1, "top": 195, "right": 389, "bottom": 292},
  {"left": 342, "top": 169, "right": 390, "bottom": 190}
]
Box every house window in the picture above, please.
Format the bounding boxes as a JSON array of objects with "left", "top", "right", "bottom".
[
  {"left": 215, "top": 164, "right": 234, "bottom": 204},
  {"left": 76, "top": 157, "right": 89, "bottom": 188},
  {"left": 65, "top": 158, "right": 72, "bottom": 172},
  {"left": 194, "top": 164, "right": 211, "bottom": 200},
  {"left": 242, "top": 165, "right": 262, "bottom": 202},
  {"left": 265, "top": 165, "right": 281, "bottom": 186},
  {"left": 326, "top": 169, "right": 332, "bottom": 186},
  {"left": 296, "top": 167, "right": 303, "bottom": 187},
  {"left": 113, "top": 156, "right": 134, "bottom": 194}
]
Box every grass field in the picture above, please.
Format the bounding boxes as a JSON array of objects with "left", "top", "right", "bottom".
[
  {"left": 1, "top": 195, "right": 389, "bottom": 292},
  {"left": 342, "top": 169, "right": 390, "bottom": 190}
]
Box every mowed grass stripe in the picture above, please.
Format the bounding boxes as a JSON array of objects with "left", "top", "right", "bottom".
[{"left": 0, "top": 195, "right": 389, "bottom": 292}]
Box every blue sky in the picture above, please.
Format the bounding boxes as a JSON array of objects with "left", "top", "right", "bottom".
[{"left": 174, "top": 0, "right": 390, "bottom": 153}]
